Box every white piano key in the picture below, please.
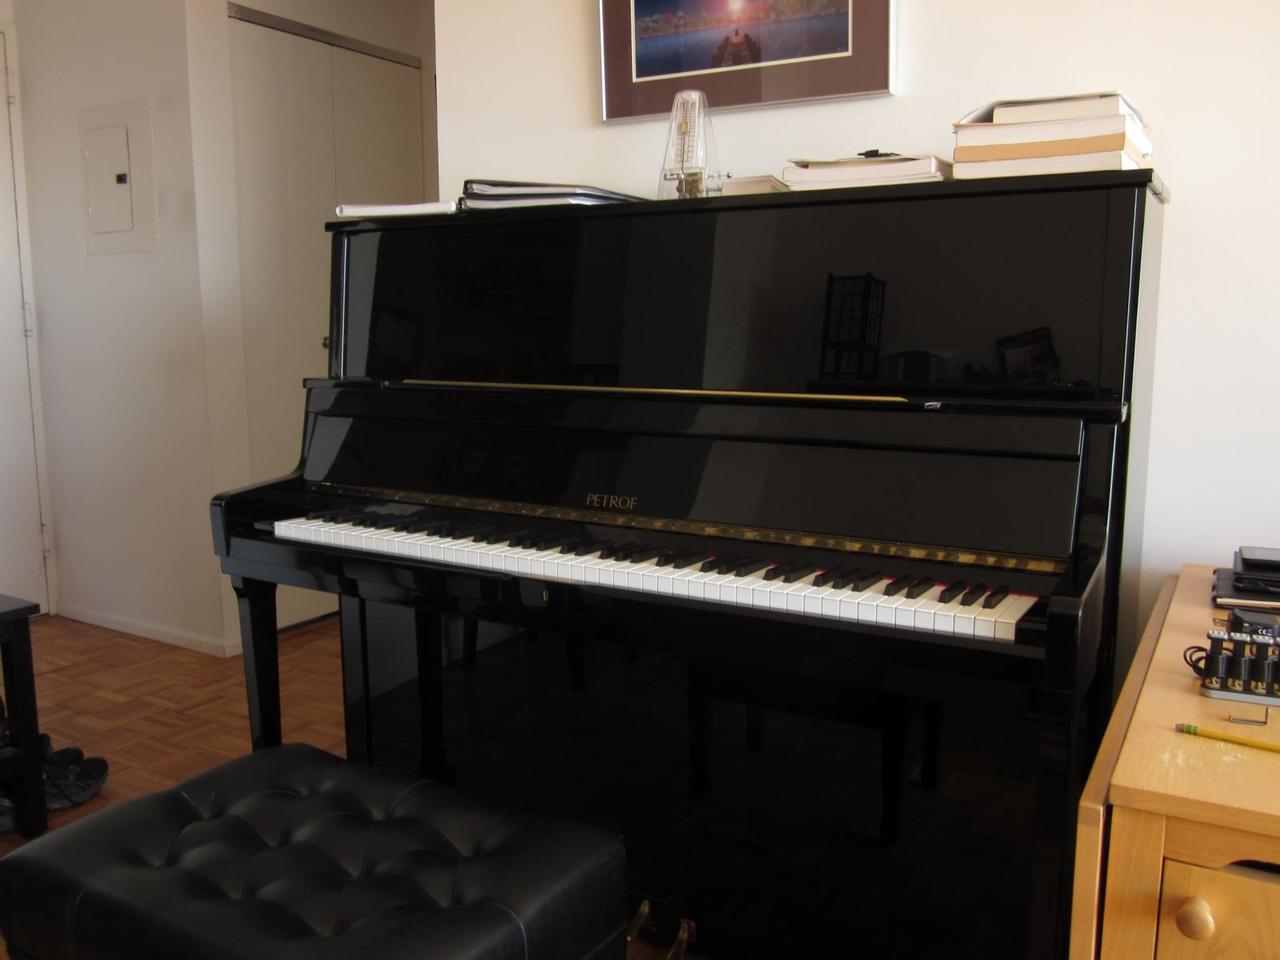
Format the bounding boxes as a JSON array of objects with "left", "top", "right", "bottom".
[
  {"left": 876, "top": 588, "right": 910, "bottom": 625},
  {"left": 751, "top": 578, "right": 788, "bottom": 609},
  {"left": 857, "top": 579, "right": 894, "bottom": 622},
  {"left": 785, "top": 574, "right": 822, "bottom": 613},
  {"left": 931, "top": 590, "right": 967, "bottom": 634},
  {"left": 995, "top": 594, "right": 1039, "bottom": 642},
  {"left": 527, "top": 548, "right": 562, "bottom": 579},
  {"left": 804, "top": 586, "right": 835, "bottom": 616},
  {"left": 974, "top": 592, "right": 1018, "bottom": 639},
  {"left": 642, "top": 565, "right": 671, "bottom": 593},
  {"left": 952, "top": 591, "right": 987, "bottom": 637},
  {"left": 671, "top": 567, "right": 702, "bottom": 597},
  {"left": 687, "top": 570, "right": 718, "bottom": 600},
  {"left": 702, "top": 573, "right": 737, "bottom": 603},
  {"left": 626, "top": 562, "right": 659, "bottom": 591},
  {"left": 894, "top": 585, "right": 944, "bottom": 629}
]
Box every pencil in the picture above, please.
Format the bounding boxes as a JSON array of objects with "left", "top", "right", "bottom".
[{"left": 1175, "top": 722, "right": 1280, "bottom": 755}]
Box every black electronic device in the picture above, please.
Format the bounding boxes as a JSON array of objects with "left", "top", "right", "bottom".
[{"left": 1239, "top": 546, "right": 1280, "bottom": 572}]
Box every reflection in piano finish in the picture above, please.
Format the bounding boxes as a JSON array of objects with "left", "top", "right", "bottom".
[{"left": 215, "top": 172, "right": 1166, "bottom": 960}]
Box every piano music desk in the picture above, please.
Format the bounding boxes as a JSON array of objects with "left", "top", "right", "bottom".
[{"left": 1074, "top": 566, "right": 1280, "bottom": 960}]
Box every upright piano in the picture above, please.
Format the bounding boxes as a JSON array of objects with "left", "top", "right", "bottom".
[{"left": 212, "top": 171, "right": 1165, "bottom": 959}]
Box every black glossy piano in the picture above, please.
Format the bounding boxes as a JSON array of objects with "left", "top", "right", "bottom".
[{"left": 212, "top": 171, "right": 1165, "bottom": 960}]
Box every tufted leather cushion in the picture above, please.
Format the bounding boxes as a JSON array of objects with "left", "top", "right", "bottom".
[{"left": 0, "top": 745, "right": 625, "bottom": 960}]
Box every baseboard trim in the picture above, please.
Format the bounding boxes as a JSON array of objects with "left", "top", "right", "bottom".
[{"left": 55, "top": 604, "right": 233, "bottom": 658}]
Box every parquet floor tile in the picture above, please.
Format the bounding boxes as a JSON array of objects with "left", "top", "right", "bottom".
[{"left": 0, "top": 614, "right": 348, "bottom": 958}]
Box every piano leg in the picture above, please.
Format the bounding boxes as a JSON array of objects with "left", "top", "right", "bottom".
[
  {"left": 230, "top": 576, "right": 280, "bottom": 752},
  {"left": 338, "top": 598, "right": 454, "bottom": 783},
  {"left": 413, "top": 603, "right": 453, "bottom": 783},
  {"left": 339, "top": 596, "right": 371, "bottom": 763},
  {"left": 1027, "top": 712, "right": 1080, "bottom": 960}
]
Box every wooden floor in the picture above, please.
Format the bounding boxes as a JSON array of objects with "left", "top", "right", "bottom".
[
  {"left": 1, "top": 613, "right": 346, "bottom": 861},
  {"left": 0, "top": 615, "right": 682, "bottom": 959}
]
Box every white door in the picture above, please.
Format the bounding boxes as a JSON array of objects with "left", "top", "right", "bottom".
[
  {"left": 0, "top": 32, "right": 49, "bottom": 610},
  {"left": 229, "top": 19, "right": 424, "bottom": 627}
]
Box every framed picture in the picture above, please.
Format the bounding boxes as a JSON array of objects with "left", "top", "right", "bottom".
[{"left": 600, "top": 0, "right": 893, "bottom": 121}]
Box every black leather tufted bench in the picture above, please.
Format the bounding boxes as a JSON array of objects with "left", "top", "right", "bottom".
[{"left": 0, "top": 744, "right": 626, "bottom": 960}]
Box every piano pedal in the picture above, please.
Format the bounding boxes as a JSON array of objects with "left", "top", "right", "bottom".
[
  {"left": 625, "top": 899, "right": 653, "bottom": 945},
  {"left": 666, "top": 919, "right": 697, "bottom": 960}
]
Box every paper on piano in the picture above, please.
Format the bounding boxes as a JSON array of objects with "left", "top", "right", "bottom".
[{"left": 334, "top": 200, "right": 457, "bottom": 218}]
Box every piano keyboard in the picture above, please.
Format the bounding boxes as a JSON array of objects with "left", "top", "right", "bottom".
[{"left": 274, "top": 511, "right": 1040, "bottom": 643}]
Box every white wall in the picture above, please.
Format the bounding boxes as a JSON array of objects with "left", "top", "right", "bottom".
[
  {"left": 17, "top": 0, "right": 435, "bottom": 654},
  {"left": 16, "top": 0, "right": 225, "bottom": 651},
  {"left": 435, "top": 0, "right": 1280, "bottom": 672}
]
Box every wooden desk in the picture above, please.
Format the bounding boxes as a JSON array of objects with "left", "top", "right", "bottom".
[{"left": 1072, "top": 565, "right": 1280, "bottom": 960}]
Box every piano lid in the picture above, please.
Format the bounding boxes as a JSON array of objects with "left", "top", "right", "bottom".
[{"left": 328, "top": 173, "right": 1151, "bottom": 415}]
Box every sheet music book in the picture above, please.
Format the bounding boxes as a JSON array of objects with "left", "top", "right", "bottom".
[
  {"left": 462, "top": 179, "right": 643, "bottom": 203},
  {"left": 335, "top": 200, "right": 457, "bottom": 218},
  {"left": 458, "top": 194, "right": 627, "bottom": 210}
]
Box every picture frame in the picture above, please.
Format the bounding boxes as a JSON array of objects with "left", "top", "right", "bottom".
[{"left": 600, "top": 0, "right": 893, "bottom": 121}]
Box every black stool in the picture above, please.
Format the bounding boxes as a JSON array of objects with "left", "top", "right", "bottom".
[
  {"left": 0, "top": 744, "right": 625, "bottom": 960},
  {"left": 0, "top": 595, "right": 45, "bottom": 838}
]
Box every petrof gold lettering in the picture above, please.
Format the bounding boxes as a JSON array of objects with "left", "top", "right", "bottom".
[{"left": 585, "top": 493, "right": 638, "bottom": 512}]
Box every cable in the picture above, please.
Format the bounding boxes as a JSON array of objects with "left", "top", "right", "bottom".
[{"left": 1183, "top": 644, "right": 1208, "bottom": 678}]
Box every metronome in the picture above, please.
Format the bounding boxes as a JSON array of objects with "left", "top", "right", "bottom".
[{"left": 657, "top": 90, "right": 722, "bottom": 200}]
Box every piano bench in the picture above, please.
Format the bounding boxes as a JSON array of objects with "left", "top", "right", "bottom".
[{"left": 0, "top": 744, "right": 626, "bottom": 960}]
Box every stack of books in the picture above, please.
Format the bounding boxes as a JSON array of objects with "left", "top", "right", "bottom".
[
  {"left": 780, "top": 153, "right": 953, "bottom": 191},
  {"left": 952, "top": 92, "right": 1153, "bottom": 180},
  {"left": 458, "top": 179, "right": 642, "bottom": 210}
]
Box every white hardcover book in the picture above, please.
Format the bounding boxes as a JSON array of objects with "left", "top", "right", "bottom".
[
  {"left": 782, "top": 155, "right": 950, "bottom": 184},
  {"left": 954, "top": 112, "right": 1153, "bottom": 157},
  {"left": 953, "top": 150, "right": 1145, "bottom": 180},
  {"left": 335, "top": 200, "right": 457, "bottom": 218}
]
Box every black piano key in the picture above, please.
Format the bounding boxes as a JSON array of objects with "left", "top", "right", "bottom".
[
  {"left": 959, "top": 583, "right": 989, "bottom": 607},
  {"left": 830, "top": 568, "right": 864, "bottom": 589},
  {"left": 712, "top": 555, "right": 753, "bottom": 575},
  {"left": 851, "top": 571, "right": 883, "bottom": 591},
  {"left": 812, "top": 566, "right": 849, "bottom": 588},
  {"left": 631, "top": 547, "right": 665, "bottom": 564},
  {"left": 573, "top": 539, "right": 609, "bottom": 556},
  {"left": 609, "top": 543, "right": 643, "bottom": 561},
  {"left": 536, "top": 534, "right": 576, "bottom": 550},
  {"left": 732, "top": 558, "right": 773, "bottom": 577},
  {"left": 983, "top": 586, "right": 1010, "bottom": 609},
  {"left": 654, "top": 550, "right": 686, "bottom": 567},
  {"left": 905, "top": 578, "right": 935, "bottom": 599},
  {"left": 884, "top": 574, "right": 914, "bottom": 596},
  {"left": 673, "top": 552, "right": 710, "bottom": 570},
  {"left": 764, "top": 562, "right": 796, "bottom": 582},
  {"left": 783, "top": 564, "right": 819, "bottom": 584},
  {"left": 939, "top": 582, "right": 968, "bottom": 603}
]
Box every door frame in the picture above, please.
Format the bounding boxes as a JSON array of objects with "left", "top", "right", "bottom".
[{"left": 0, "top": 22, "right": 57, "bottom": 613}]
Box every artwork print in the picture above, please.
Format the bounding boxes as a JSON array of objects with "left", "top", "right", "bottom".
[
  {"left": 600, "top": 0, "right": 891, "bottom": 121},
  {"left": 631, "top": 0, "right": 852, "bottom": 83}
]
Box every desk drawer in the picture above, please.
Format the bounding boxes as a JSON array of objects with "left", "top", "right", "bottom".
[{"left": 1157, "top": 860, "right": 1280, "bottom": 959}]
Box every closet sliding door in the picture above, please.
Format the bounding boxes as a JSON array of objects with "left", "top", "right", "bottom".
[{"left": 230, "top": 17, "right": 424, "bottom": 627}]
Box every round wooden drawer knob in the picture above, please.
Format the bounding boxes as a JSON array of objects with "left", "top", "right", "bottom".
[{"left": 1175, "top": 898, "right": 1216, "bottom": 941}]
